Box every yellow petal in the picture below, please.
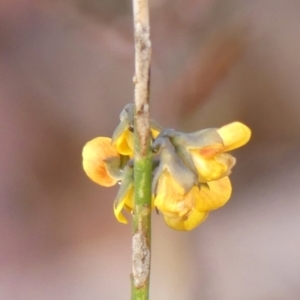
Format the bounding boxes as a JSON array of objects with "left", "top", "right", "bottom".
[
  {"left": 154, "top": 170, "right": 186, "bottom": 216},
  {"left": 151, "top": 128, "right": 160, "bottom": 139},
  {"left": 217, "top": 122, "right": 251, "bottom": 151},
  {"left": 190, "top": 150, "right": 235, "bottom": 181},
  {"left": 114, "top": 129, "right": 134, "bottom": 156},
  {"left": 114, "top": 185, "right": 134, "bottom": 224},
  {"left": 164, "top": 210, "right": 209, "bottom": 231},
  {"left": 82, "top": 137, "right": 119, "bottom": 187},
  {"left": 124, "top": 189, "right": 134, "bottom": 212},
  {"left": 195, "top": 176, "right": 232, "bottom": 211},
  {"left": 114, "top": 201, "right": 128, "bottom": 224},
  {"left": 154, "top": 172, "right": 208, "bottom": 231}
]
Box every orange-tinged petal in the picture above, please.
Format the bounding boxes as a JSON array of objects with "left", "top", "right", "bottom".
[
  {"left": 217, "top": 122, "right": 251, "bottom": 151},
  {"left": 190, "top": 150, "right": 235, "bottom": 181},
  {"left": 198, "top": 143, "right": 224, "bottom": 158},
  {"left": 114, "top": 129, "right": 134, "bottom": 156},
  {"left": 114, "top": 185, "right": 134, "bottom": 224},
  {"left": 82, "top": 137, "right": 119, "bottom": 187},
  {"left": 164, "top": 210, "right": 208, "bottom": 231},
  {"left": 195, "top": 176, "right": 232, "bottom": 211}
]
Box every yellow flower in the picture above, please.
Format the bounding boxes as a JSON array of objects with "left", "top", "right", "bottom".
[
  {"left": 82, "top": 137, "right": 136, "bottom": 224},
  {"left": 189, "top": 122, "right": 251, "bottom": 182},
  {"left": 82, "top": 137, "right": 120, "bottom": 187},
  {"left": 154, "top": 170, "right": 232, "bottom": 230},
  {"left": 82, "top": 117, "right": 249, "bottom": 230},
  {"left": 111, "top": 103, "right": 162, "bottom": 156},
  {"left": 112, "top": 128, "right": 160, "bottom": 156}
]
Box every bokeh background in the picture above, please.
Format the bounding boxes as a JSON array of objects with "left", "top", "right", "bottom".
[{"left": 1, "top": 0, "right": 300, "bottom": 299}]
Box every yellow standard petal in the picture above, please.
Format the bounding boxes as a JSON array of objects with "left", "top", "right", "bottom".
[
  {"left": 82, "top": 137, "right": 119, "bottom": 187},
  {"left": 114, "top": 185, "right": 134, "bottom": 224},
  {"left": 194, "top": 176, "right": 232, "bottom": 211},
  {"left": 217, "top": 122, "right": 251, "bottom": 151}
]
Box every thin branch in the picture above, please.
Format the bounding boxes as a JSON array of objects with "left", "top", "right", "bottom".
[
  {"left": 131, "top": 0, "right": 152, "bottom": 300},
  {"left": 133, "top": 0, "right": 151, "bottom": 156}
]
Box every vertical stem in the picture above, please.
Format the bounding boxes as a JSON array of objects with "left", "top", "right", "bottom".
[{"left": 131, "top": 0, "right": 152, "bottom": 300}]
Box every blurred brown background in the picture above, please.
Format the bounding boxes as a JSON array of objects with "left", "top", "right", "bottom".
[{"left": 1, "top": 0, "right": 300, "bottom": 299}]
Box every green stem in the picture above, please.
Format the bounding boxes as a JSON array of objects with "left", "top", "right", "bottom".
[{"left": 131, "top": 149, "right": 152, "bottom": 300}]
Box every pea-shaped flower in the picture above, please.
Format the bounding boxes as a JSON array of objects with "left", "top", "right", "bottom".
[
  {"left": 112, "top": 103, "right": 161, "bottom": 156},
  {"left": 82, "top": 137, "right": 121, "bottom": 187},
  {"left": 82, "top": 136, "right": 135, "bottom": 223},
  {"left": 154, "top": 169, "right": 208, "bottom": 231},
  {"left": 82, "top": 114, "right": 250, "bottom": 231},
  {"left": 159, "top": 122, "right": 251, "bottom": 182},
  {"left": 156, "top": 173, "right": 232, "bottom": 230},
  {"left": 152, "top": 137, "right": 232, "bottom": 230}
]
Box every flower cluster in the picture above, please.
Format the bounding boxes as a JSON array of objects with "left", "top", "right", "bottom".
[{"left": 82, "top": 104, "right": 251, "bottom": 231}]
